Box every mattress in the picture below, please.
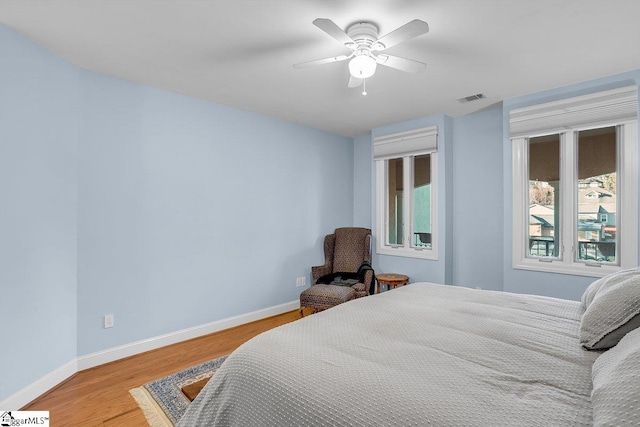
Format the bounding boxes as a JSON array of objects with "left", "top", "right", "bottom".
[{"left": 177, "top": 283, "right": 600, "bottom": 426}]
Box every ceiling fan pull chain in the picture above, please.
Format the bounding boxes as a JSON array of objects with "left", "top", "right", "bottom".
[{"left": 362, "top": 79, "right": 367, "bottom": 96}]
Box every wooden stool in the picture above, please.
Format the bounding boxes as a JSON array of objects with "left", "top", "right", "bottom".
[{"left": 376, "top": 273, "right": 409, "bottom": 293}]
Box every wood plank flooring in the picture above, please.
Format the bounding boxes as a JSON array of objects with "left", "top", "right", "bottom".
[{"left": 23, "top": 309, "right": 309, "bottom": 426}]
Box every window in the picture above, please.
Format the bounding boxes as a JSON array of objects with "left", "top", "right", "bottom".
[
  {"left": 511, "top": 86, "right": 638, "bottom": 277},
  {"left": 528, "top": 134, "right": 560, "bottom": 258},
  {"left": 375, "top": 126, "right": 438, "bottom": 259}
]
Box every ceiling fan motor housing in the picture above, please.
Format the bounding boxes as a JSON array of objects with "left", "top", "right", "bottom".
[{"left": 346, "top": 22, "right": 379, "bottom": 49}]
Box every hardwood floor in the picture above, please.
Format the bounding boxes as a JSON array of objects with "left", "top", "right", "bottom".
[{"left": 23, "top": 309, "right": 309, "bottom": 426}]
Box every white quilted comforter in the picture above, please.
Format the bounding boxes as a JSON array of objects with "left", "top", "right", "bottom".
[{"left": 178, "top": 283, "right": 599, "bottom": 426}]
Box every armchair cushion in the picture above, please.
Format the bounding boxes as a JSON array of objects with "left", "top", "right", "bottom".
[{"left": 351, "top": 283, "right": 366, "bottom": 294}]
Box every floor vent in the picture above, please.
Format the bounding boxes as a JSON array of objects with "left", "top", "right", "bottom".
[{"left": 457, "top": 93, "right": 487, "bottom": 103}]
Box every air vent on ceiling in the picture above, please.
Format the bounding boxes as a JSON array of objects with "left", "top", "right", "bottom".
[{"left": 457, "top": 93, "right": 487, "bottom": 103}]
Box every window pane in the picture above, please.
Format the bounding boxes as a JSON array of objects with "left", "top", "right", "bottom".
[
  {"left": 412, "top": 154, "right": 431, "bottom": 248},
  {"left": 528, "top": 135, "right": 560, "bottom": 257},
  {"left": 576, "top": 126, "right": 617, "bottom": 264},
  {"left": 386, "top": 158, "right": 403, "bottom": 245}
]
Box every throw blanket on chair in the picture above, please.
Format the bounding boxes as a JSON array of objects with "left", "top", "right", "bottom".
[{"left": 317, "top": 261, "right": 375, "bottom": 294}]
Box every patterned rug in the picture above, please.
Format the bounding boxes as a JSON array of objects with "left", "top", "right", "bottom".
[{"left": 129, "top": 355, "right": 228, "bottom": 427}]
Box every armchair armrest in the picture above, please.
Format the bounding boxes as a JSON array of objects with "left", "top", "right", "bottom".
[
  {"left": 362, "top": 270, "right": 374, "bottom": 294},
  {"left": 351, "top": 272, "right": 373, "bottom": 298},
  {"left": 311, "top": 264, "right": 331, "bottom": 284}
]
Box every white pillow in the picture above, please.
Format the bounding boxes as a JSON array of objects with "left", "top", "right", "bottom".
[
  {"left": 580, "top": 268, "right": 640, "bottom": 350},
  {"left": 581, "top": 273, "right": 609, "bottom": 309},
  {"left": 591, "top": 327, "right": 640, "bottom": 426}
]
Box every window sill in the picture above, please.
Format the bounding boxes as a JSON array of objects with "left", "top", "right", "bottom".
[
  {"left": 377, "top": 245, "right": 438, "bottom": 260},
  {"left": 513, "top": 258, "right": 623, "bottom": 278}
]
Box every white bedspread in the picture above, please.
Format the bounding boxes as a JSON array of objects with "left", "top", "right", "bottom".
[{"left": 178, "top": 283, "right": 599, "bottom": 426}]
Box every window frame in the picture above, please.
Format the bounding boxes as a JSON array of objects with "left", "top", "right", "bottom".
[
  {"left": 375, "top": 141, "right": 438, "bottom": 260},
  {"left": 512, "top": 120, "right": 637, "bottom": 277}
]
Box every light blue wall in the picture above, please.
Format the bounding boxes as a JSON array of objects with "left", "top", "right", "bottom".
[
  {"left": 353, "top": 133, "right": 373, "bottom": 228},
  {"left": 76, "top": 71, "right": 354, "bottom": 355},
  {"left": 370, "top": 115, "right": 454, "bottom": 284},
  {"left": 502, "top": 70, "right": 640, "bottom": 300},
  {"left": 451, "top": 107, "right": 504, "bottom": 290},
  {"left": 0, "top": 25, "right": 78, "bottom": 401},
  {"left": 0, "top": 23, "right": 353, "bottom": 400}
]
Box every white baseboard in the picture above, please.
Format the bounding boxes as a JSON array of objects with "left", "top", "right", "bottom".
[
  {"left": 77, "top": 300, "right": 300, "bottom": 370},
  {"left": 1, "top": 300, "right": 299, "bottom": 410},
  {"left": 0, "top": 358, "right": 77, "bottom": 411}
]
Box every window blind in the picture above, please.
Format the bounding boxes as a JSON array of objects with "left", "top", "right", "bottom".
[
  {"left": 509, "top": 86, "right": 638, "bottom": 138},
  {"left": 373, "top": 126, "right": 438, "bottom": 160}
]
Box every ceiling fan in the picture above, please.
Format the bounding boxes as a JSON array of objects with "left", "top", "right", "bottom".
[{"left": 294, "top": 18, "right": 430, "bottom": 94}]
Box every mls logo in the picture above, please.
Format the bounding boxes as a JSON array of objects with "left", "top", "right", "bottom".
[
  {"left": 1, "top": 411, "right": 14, "bottom": 427},
  {"left": 0, "top": 411, "right": 50, "bottom": 426}
]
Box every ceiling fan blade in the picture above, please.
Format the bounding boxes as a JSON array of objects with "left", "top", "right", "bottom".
[
  {"left": 376, "top": 54, "right": 427, "bottom": 73},
  {"left": 348, "top": 75, "right": 363, "bottom": 88},
  {"left": 372, "top": 19, "right": 430, "bottom": 51},
  {"left": 313, "top": 18, "right": 356, "bottom": 48},
  {"left": 293, "top": 54, "right": 350, "bottom": 69}
]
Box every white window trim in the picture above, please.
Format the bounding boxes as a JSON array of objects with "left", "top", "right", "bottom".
[
  {"left": 375, "top": 153, "right": 438, "bottom": 260},
  {"left": 510, "top": 86, "right": 638, "bottom": 138},
  {"left": 512, "top": 120, "right": 638, "bottom": 278},
  {"left": 373, "top": 126, "right": 438, "bottom": 160}
]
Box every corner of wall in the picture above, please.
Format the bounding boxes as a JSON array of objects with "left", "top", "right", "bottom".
[{"left": 353, "top": 133, "right": 373, "bottom": 229}]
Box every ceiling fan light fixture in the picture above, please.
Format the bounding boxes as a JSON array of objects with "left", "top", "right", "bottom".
[{"left": 349, "top": 54, "right": 377, "bottom": 79}]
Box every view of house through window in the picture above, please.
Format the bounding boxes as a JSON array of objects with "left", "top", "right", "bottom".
[
  {"left": 528, "top": 134, "right": 560, "bottom": 257},
  {"left": 576, "top": 126, "right": 617, "bottom": 263},
  {"left": 527, "top": 127, "right": 618, "bottom": 263},
  {"left": 511, "top": 86, "right": 636, "bottom": 275}
]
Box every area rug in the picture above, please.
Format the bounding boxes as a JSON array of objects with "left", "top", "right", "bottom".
[{"left": 130, "top": 355, "right": 228, "bottom": 427}]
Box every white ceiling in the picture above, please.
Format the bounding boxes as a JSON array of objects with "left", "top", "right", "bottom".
[{"left": 1, "top": 0, "right": 639, "bottom": 137}]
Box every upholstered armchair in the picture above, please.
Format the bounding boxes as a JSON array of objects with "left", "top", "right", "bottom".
[
  {"left": 311, "top": 227, "right": 374, "bottom": 298},
  {"left": 300, "top": 227, "right": 374, "bottom": 316}
]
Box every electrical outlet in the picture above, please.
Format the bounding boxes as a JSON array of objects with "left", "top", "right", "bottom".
[
  {"left": 104, "top": 313, "right": 115, "bottom": 329},
  {"left": 295, "top": 277, "right": 307, "bottom": 287}
]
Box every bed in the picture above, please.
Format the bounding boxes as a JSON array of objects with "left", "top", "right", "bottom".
[{"left": 177, "top": 280, "right": 640, "bottom": 426}]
